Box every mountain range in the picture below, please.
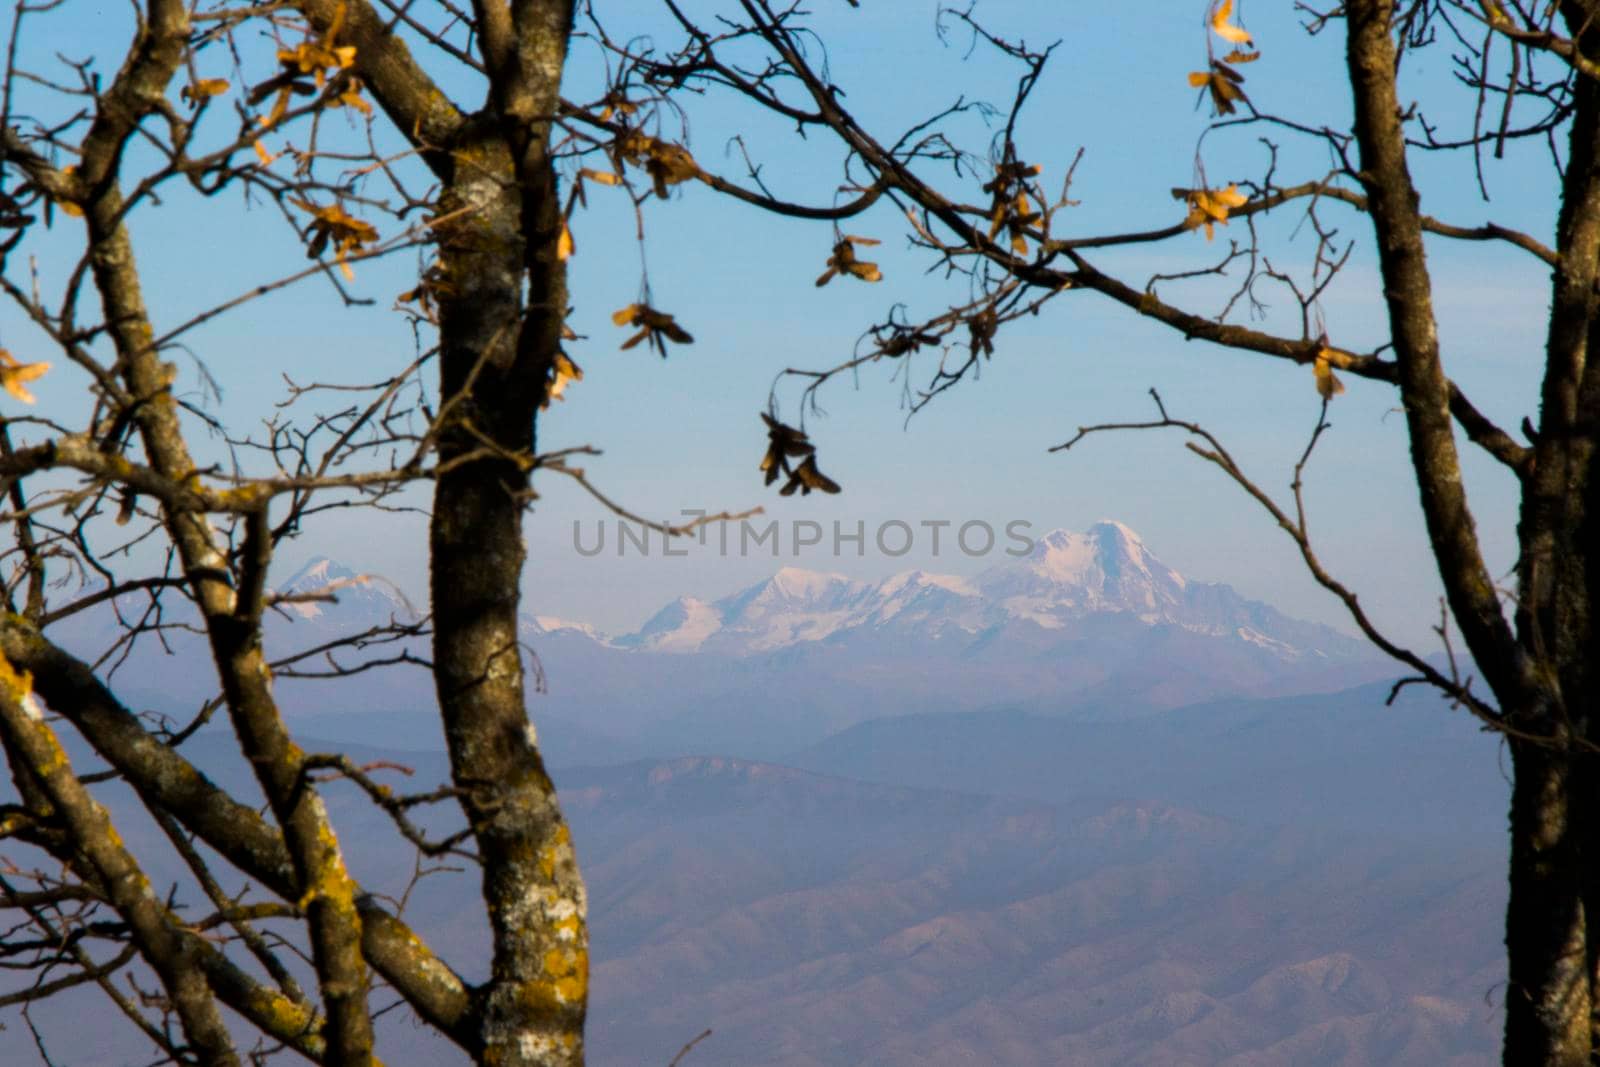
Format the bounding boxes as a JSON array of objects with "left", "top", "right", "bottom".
[
  {"left": 277, "top": 521, "right": 1397, "bottom": 759},
  {"left": 554, "top": 520, "right": 1367, "bottom": 664},
  {"left": 10, "top": 523, "right": 1510, "bottom": 1066},
  {"left": 41, "top": 520, "right": 1399, "bottom": 761},
  {"left": 13, "top": 709, "right": 1506, "bottom": 1066}
]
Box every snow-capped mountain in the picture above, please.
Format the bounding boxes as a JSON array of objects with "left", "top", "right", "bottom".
[
  {"left": 274, "top": 556, "right": 419, "bottom": 624},
  {"left": 259, "top": 522, "right": 1361, "bottom": 670},
  {"left": 527, "top": 616, "right": 610, "bottom": 642},
  {"left": 975, "top": 521, "right": 1188, "bottom": 625},
  {"left": 42, "top": 522, "right": 1391, "bottom": 752},
  {"left": 618, "top": 566, "right": 880, "bottom": 654},
  {"left": 608, "top": 521, "right": 1365, "bottom": 664}
]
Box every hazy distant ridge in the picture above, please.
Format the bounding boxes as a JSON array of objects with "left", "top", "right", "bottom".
[{"left": 588, "top": 521, "right": 1368, "bottom": 663}]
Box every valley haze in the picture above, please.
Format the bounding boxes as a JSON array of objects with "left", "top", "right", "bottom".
[{"left": 19, "top": 522, "right": 1503, "bottom": 1065}]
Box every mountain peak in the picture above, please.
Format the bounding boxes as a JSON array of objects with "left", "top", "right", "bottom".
[
  {"left": 588, "top": 520, "right": 1364, "bottom": 666},
  {"left": 720, "top": 566, "right": 867, "bottom": 616},
  {"left": 768, "top": 565, "right": 853, "bottom": 598},
  {"left": 979, "top": 521, "right": 1187, "bottom": 622},
  {"left": 1024, "top": 521, "right": 1155, "bottom": 573},
  {"left": 1089, "top": 518, "right": 1144, "bottom": 545},
  {"left": 1022, "top": 528, "right": 1100, "bottom": 581},
  {"left": 617, "top": 595, "right": 721, "bottom": 652},
  {"left": 875, "top": 570, "right": 977, "bottom": 598},
  {"left": 273, "top": 557, "right": 416, "bottom": 621},
  {"left": 280, "top": 555, "right": 358, "bottom": 591},
  {"left": 531, "top": 615, "right": 611, "bottom": 643}
]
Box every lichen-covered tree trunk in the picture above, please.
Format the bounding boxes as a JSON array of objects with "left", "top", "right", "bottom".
[
  {"left": 430, "top": 83, "right": 587, "bottom": 1067},
  {"left": 71, "top": 0, "right": 377, "bottom": 1060}
]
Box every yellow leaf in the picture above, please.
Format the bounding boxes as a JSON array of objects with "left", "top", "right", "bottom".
[
  {"left": 0, "top": 349, "right": 49, "bottom": 404},
  {"left": 1182, "top": 184, "right": 1247, "bottom": 239},
  {"left": 1201, "top": 183, "right": 1247, "bottom": 217},
  {"left": 579, "top": 168, "right": 621, "bottom": 186},
  {"left": 1188, "top": 71, "right": 1212, "bottom": 87},
  {"left": 335, "top": 78, "right": 371, "bottom": 115},
  {"left": 1313, "top": 350, "right": 1346, "bottom": 399},
  {"left": 558, "top": 219, "right": 574, "bottom": 261},
  {"left": 181, "top": 78, "right": 231, "bottom": 104},
  {"left": 611, "top": 304, "right": 640, "bottom": 326},
  {"left": 598, "top": 92, "right": 637, "bottom": 122},
  {"left": 1223, "top": 49, "right": 1260, "bottom": 64},
  {"left": 545, "top": 351, "right": 583, "bottom": 408},
  {"left": 293, "top": 199, "right": 376, "bottom": 277},
  {"left": 253, "top": 139, "right": 278, "bottom": 166},
  {"left": 52, "top": 166, "right": 84, "bottom": 217},
  {"left": 263, "top": 86, "right": 292, "bottom": 128},
  {"left": 1211, "top": 0, "right": 1252, "bottom": 45}
]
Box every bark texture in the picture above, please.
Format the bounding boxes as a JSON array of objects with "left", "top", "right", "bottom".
[
  {"left": 429, "top": 4, "right": 588, "bottom": 1062},
  {"left": 1346, "top": 4, "right": 1598, "bottom": 1063}
]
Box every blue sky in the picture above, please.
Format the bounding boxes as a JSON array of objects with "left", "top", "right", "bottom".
[{"left": 5, "top": 2, "right": 1552, "bottom": 651}]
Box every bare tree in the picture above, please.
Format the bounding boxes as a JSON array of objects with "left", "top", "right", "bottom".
[{"left": 0, "top": 1, "right": 1590, "bottom": 1065}]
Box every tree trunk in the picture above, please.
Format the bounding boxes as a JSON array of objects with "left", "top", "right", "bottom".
[
  {"left": 430, "top": 118, "right": 587, "bottom": 1066},
  {"left": 1504, "top": 737, "right": 1590, "bottom": 1065}
]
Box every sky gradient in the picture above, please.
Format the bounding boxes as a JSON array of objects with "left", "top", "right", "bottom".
[{"left": 5, "top": 2, "right": 1550, "bottom": 651}]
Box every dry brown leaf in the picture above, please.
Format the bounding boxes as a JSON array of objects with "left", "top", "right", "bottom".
[
  {"left": 760, "top": 412, "right": 815, "bottom": 487},
  {"left": 292, "top": 198, "right": 377, "bottom": 279},
  {"left": 816, "top": 237, "right": 883, "bottom": 286},
  {"left": 612, "top": 304, "right": 693, "bottom": 357},
  {"left": 780, "top": 453, "right": 842, "bottom": 496},
  {"left": 1190, "top": 63, "right": 1250, "bottom": 116}
]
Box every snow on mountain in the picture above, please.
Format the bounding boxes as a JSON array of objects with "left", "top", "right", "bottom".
[
  {"left": 974, "top": 521, "right": 1188, "bottom": 626},
  {"left": 617, "top": 568, "right": 878, "bottom": 653},
  {"left": 273, "top": 556, "right": 418, "bottom": 622},
  {"left": 719, "top": 566, "right": 874, "bottom": 619},
  {"left": 259, "top": 522, "right": 1367, "bottom": 677},
  {"left": 50, "top": 521, "right": 1367, "bottom": 730},
  {"left": 609, "top": 521, "right": 1362, "bottom": 663},
  {"left": 528, "top": 616, "right": 612, "bottom": 643},
  {"left": 616, "top": 596, "right": 724, "bottom": 652},
  {"left": 854, "top": 570, "right": 985, "bottom": 637},
  {"left": 708, "top": 566, "right": 877, "bottom": 652}
]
